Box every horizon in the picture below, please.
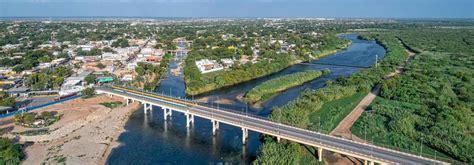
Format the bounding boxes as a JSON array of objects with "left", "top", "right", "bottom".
[{"left": 1, "top": 0, "right": 473, "bottom": 18}]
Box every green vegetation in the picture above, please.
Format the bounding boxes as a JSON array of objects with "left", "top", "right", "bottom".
[
  {"left": 13, "top": 111, "right": 61, "bottom": 128},
  {"left": 111, "top": 38, "right": 130, "bottom": 48},
  {"left": 309, "top": 92, "right": 366, "bottom": 132},
  {"left": 254, "top": 137, "right": 323, "bottom": 165},
  {"left": 129, "top": 53, "right": 172, "bottom": 91},
  {"left": 352, "top": 28, "right": 473, "bottom": 163},
  {"left": 99, "top": 101, "right": 124, "bottom": 109},
  {"left": 24, "top": 66, "right": 73, "bottom": 90},
  {"left": 256, "top": 32, "right": 409, "bottom": 163},
  {"left": 182, "top": 20, "right": 353, "bottom": 96},
  {"left": 83, "top": 87, "right": 95, "bottom": 98},
  {"left": 245, "top": 70, "right": 330, "bottom": 103},
  {"left": 0, "top": 138, "right": 24, "bottom": 165},
  {"left": 96, "top": 63, "right": 106, "bottom": 69},
  {"left": 84, "top": 74, "right": 97, "bottom": 85},
  {"left": 185, "top": 54, "right": 293, "bottom": 95},
  {"left": 0, "top": 91, "right": 16, "bottom": 107}
]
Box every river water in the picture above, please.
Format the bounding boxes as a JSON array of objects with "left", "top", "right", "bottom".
[{"left": 106, "top": 34, "right": 386, "bottom": 164}]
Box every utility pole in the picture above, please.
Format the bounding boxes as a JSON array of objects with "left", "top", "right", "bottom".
[
  {"left": 365, "top": 113, "right": 368, "bottom": 142},
  {"left": 245, "top": 102, "right": 248, "bottom": 117},
  {"left": 375, "top": 54, "right": 379, "bottom": 68},
  {"left": 419, "top": 138, "right": 423, "bottom": 157},
  {"left": 278, "top": 109, "right": 281, "bottom": 135},
  {"left": 318, "top": 116, "right": 321, "bottom": 143}
]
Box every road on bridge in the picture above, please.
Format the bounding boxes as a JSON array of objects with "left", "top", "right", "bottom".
[{"left": 97, "top": 86, "right": 447, "bottom": 165}]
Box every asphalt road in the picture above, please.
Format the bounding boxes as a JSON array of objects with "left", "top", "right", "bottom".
[{"left": 97, "top": 86, "right": 447, "bottom": 165}]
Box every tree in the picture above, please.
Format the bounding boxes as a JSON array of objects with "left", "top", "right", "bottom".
[
  {"left": 102, "top": 47, "right": 114, "bottom": 53},
  {"left": 83, "top": 88, "right": 95, "bottom": 98},
  {"left": 0, "top": 137, "right": 24, "bottom": 165},
  {"left": 38, "top": 56, "right": 51, "bottom": 63},
  {"left": 96, "top": 63, "right": 106, "bottom": 69},
  {"left": 111, "top": 38, "right": 129, "bottom": 48},
  {"left": 135, "top": 66, "right": 145, "bottom": 76},
  {"left": 0, "top": 95, "right": 15, "bottom": 107},
  {"left": 85, "top": 74, "right": 96, "bottom": 85}
]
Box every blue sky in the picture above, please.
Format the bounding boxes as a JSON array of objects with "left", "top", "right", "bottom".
[{"left": 1, "top": 0, "right": 473, "bottom": 18}]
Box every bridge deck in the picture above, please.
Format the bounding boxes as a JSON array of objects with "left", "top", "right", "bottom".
[{"left": 96, "top": 86, "right": 448, "bottom": 165}]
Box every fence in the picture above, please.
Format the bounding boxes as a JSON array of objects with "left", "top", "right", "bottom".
[{"left": 0, "top": 94, "right": 82, "bottom": 119}]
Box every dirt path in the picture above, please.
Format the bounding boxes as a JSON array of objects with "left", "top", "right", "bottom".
[
  {"left": 327, "top": 47, "right": 416, "bottom": 164},
  {"left": 331, "top": 48, "right": 416, "bottom": 140}
]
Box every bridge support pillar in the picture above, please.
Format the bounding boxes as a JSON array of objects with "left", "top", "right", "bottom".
[
  {"left": 364, "top": 160, "right": 375, "bottom": 165},
  {"left": 242, "top": 128, "right": 248, "bottom": 144},
  {"left": 163, "top": 108, "right": 172, "bottom": 120},
  {"left": 277, "top": 137, "right": 281, "bottom": 142},
  {"left": 211, "top": 120, "right": 219, "bottom": 135},
  {"left": 125, "top": 98, "right": 130, "bottom": 105},
  {"left": 185, "top": 112, "right": 194, "bottom": 128},
  {"left": 317, "top": 148, "right": 323, "bottom": 162},
  {"left": 143, "top": 103, "right": 152, "bottom": 114}
]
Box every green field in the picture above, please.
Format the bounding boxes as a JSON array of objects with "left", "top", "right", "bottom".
[
  {"left": 309, "top": 92, "right": 366, "bottom": 133},
  {"left": 245, "top": 70, "right": 330, "bottom": 103}
]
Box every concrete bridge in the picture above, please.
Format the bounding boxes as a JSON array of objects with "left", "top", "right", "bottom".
[{"left": 96, "top": 85, "right": 448, "bottom": 165}]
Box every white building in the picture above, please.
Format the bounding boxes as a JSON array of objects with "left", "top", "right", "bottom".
[
  {"left": 59, "top": 70, "right": 92, "bottom": 96},
  {"left": 195, "top": 59, "right": 223, "bottom": 74}
]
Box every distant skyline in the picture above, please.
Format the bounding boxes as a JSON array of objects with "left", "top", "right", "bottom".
[{"left": 1, "top": 0, "right": 473, "bottom": 18}]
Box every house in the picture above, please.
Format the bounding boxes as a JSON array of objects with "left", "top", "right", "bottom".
[
  {"left": 127, "top": 63, "right": 137, "bottom": 70},
  {"left": 146, "top": 56, "right": 161, "bottom": 62},
  {"left": 195, "top": 59, "right": 223, "bottom": 74},
  {"left": 6, "top": 87, "right": 30, "bottom": 97},
  {"left": 59, "top": 70, "right": 92, "bottom": 96},
  {"left": 221, "top": 58, "right": 234, "bottom": 68},
  {"left": 121, "top": 74, "right": 134, "bottom": 81},
  {"left": 51, "top": 58, "right": 67, "bottom": 66},
  {"left": 38, "top": 63, "right": 52, "bottom": 69}
]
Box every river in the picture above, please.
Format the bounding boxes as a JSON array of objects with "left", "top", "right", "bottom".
[{"left": 106, "top": 34, "right": 386, "bottom": 164}]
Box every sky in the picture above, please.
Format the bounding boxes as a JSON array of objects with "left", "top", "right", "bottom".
[{"left": 0, "top": 0, "right": 473, "bottom": 18}]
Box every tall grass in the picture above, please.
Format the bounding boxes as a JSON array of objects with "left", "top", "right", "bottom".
[{"left": 245, "top": 70, "right": 330, "bottom": 103}]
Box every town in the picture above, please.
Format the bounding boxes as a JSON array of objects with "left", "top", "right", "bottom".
[{"left": 0, "top": 17, "right": 472, "bottom": 165}]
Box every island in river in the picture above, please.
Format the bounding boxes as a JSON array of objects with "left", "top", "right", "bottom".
[{"left": 244, "top": 70, "right": 331, "bottom": 103}]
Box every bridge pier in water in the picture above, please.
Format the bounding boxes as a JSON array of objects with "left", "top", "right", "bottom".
[
  {"left": 211, "top": 120, "right": 219, "bottom": 135},
  {"left": 185, "top": 112, "right": 194, "bottom": 128},
  {"left": 98, "top": 87, "right": 449, "bottom": 165},
  {"left": 143, "top": 103, "right": 152, "bottom": 114},
  {"left": 242, "top": 128, "right": 248, "bottom": 144},
  {"left": 163, "top": 108, "right": 172, "bottom": 120}
]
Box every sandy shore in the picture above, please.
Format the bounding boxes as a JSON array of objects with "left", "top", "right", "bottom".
[{"left": 0, "top": 94, "right": 140, "bottom": 165}]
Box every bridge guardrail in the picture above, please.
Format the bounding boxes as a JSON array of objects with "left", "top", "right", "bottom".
[{"left": 101, "top": 85, "right": 451, "bottom": 164}]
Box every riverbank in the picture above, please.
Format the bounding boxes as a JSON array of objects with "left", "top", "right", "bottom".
[
  {"left": 0, "top": 95, "right": 140, "bottom": 164},
  {"left": 184, "top": 39, "right": 351, "bottom": 96},
  {"left": 254, "top": 33, "right": 396, "bottom": 163}
]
